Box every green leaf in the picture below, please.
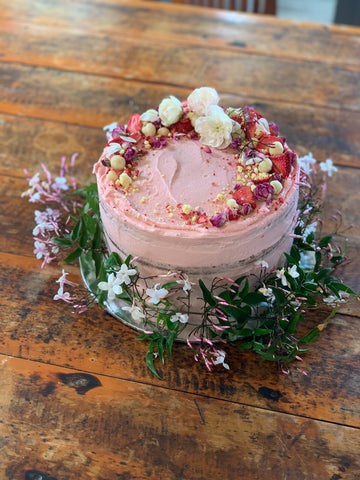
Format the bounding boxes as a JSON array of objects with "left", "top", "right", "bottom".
[
  {"left": 299, "top": 328, "right": 320, "bottom": 344},
  {"left": 318, "top": 235, "right": 333, "bottom": 248},
  {"left": 315, "top": 268, "right": 334, "bottom": 281},
  {"left": 105, "top": 252, "right": 123, "bottom": 270},
  {"left": 146, "top": 344, "right": 162, "bottom": 379},
  {"left": 254, "top": 328, "right": 271, "bottom": 336},
  {"left": 51, "top": 237, "right": 73, "bottom": 247},
  {"left": 327, "top": 282, "right": 357, "bottom": 297},
  {"left": 91, "top": 221, "right": 103, "bottom": 250},
  {"left": 285, "top": 311, "right": 303, "bottom": 334},
  {"left": 63, "top": 247, "right": 83, "bottom": 263},
  {"left": 199, "top": 279, "right": 216, "bottom": 307},
  {"left": 243, "top": 292, "right": 266, "bottom": 306},
  {"left": 166, "top": 331, "right": 176, "bottom": 361},
  {"left": 70, "top": 219, "right": 82, "bottom": 242}
]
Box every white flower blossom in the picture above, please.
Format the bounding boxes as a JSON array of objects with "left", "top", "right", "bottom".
[
  {"left": 213, "top": 349, "right": 230, "bottom": 370},
  {"left": 98, "top": 273, "right": 123, "bottom": 300},
  {"left": 140, "top": 108, "right": 159, "bottom": 123},
  {"left": 158, "top": 95, "right": 183, "bottom": 127},
  {"left": 146, "top": 283, "right": 169, "bottom": 305},
  {"left": 116, "top": 263, "right": 137, "bottom": 286},
  {"left": 255, "top": 260, "right": 269, "bottom": 269},
  {"left": 276, "top": 265, "right": 300, "bottom": 287},
  {"left": 298, "top": 152, "right": 317, "bottom": 175},
  {"left": 52, "top": 176, "right": 69, "bottom": 191},
  {"left": 288, "top": 265, "right": 300, "bottom": 279},
  {"left": 104, "top": 143, "right": 121, "bottom": 156},
  {"left": 53, "top": 286, "right": 71, "bottom": 302},
  {"left": 122, "top": 303, "right": 145, "bottom": 322},
  {"left": 33, "top": 240, "right": 48, "bottom": 260},
  {"left": 170, "top": 313, "right": 189, "bottom": 324},
  {"left": 303, "top": 221, "right": 317, "bottom": 240},
  {"left": 176, "top": 276, "right": 193, "bottom": 292},
  {"left": 319, "top": 158, "right": 338, "bottom": 177},
  {"left": 323, "top": 291, "right": 349, "bottom": 306},
  {"left": 103, "top": 121, "right": 118, "bottom": 132},
  {"left": 195, "top": 105, "right": 233, "bottom": 149},
  {"left": 258, "top": 286, "right": 275, "bottom": 303},
  {"left": 187, "top": 87, "right": 219, "bottom": 116}
]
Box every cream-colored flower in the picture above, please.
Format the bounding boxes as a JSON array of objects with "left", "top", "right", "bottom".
[
  {"left": 170, "top": 313, "right": 189, "bottom": 324},
  {"left": 158, "top": 95, "right": 183, "bottom": 126},
  {"left": 140, "top": 108, "right": 159, "bottom": 123},
  {"left": 194, "top": 105, "right": 233, "bottom": 149},
  {"left": 187, "top": 87, "right": 219, "bottom": 116}
]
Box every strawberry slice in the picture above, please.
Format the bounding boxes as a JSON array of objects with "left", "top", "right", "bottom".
[
  {"left": 256, "top": 133, "right": 283, "bottom": 152},
  {"left": 271, "top": 150, "right": 292, "bottom": 178},
  {"left": 252, "top": 173, "right": 272, "bottom": 184},
  {"left": 233, "top": 186, "right": 256, "bottom": 210},
  {"left": 126, "top": 114, "right": 142, "bottom": 135}
]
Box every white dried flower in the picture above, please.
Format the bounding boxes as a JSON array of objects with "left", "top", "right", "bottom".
[
  {"left": 158, "top": 95, "right": 183, "bottom": 127},
  {"left": 194, "top": 105, "right": 233, "bottom": 149},
  {"left": 187, "top": 87, "right": 219, "bottom": 116}
]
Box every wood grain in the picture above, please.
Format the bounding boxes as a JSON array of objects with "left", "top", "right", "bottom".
[
  {"left": 1, "top": 356, "right": 359, "bottom": 480},
  {"left": 0, "top": 251, "right": 359, "bottom": 428},
  {"left": 0, "top": 0, "right": 359, "bottom": 475},
  {"left": 1, "top": 0, "right": 359, "bottom": 66}
]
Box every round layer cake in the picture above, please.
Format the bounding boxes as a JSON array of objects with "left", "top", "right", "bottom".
[{"left": 94, "top": 87, "right": 299, "bottom": 329}]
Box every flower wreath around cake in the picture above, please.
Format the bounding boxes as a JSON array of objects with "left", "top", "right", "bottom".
[{"left": 23, "top": 87, "right": 358, "bottom": 378}]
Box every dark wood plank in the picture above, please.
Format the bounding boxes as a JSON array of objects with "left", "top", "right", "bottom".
[
  {"left": 0, "top": 65, "right": 359, "bottom": 169},
  {"left": 0, "top": 42, "right": 359, "bottom": 112},
  {"left": 1, "top": 102, "right": 360, "bottom": 179},
  {"left": 1, "top": 0, "right": 359, "bottom": 66},
  {"left": 1, "top": 356, "right": 360, "bottom": 480},
  {"left": 0, "top": 251, "right": 359, "bottom": 427}
]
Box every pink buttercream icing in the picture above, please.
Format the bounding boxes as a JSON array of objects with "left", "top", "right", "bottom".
[{"left": 94, "top": 137, "right": 299, "bottom": 271}]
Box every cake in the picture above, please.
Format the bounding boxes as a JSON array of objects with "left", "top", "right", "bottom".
[{"left": 94, "top": 87, "right": 299, "bottom": 336}]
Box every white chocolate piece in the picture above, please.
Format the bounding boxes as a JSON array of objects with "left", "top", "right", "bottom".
[
  {"left": 226, "top": 199, "right": 238, "bottom": 208},
  {"left": 269, "top": 141, "right": 284, "bottom": 156},
  {"left": 157, "top": 127, "right": 170, "bottom": 137},
  {"left": 270, "top": 180, "right": 283, "bottom": 195},
  {"left": 258, "top": 157, "right": 273, "bottom": 173},
  {"left": 110, "top": 155, "right": 126, "bottom": 170},
  {"left": 142, "top": 122, "right": 156, "bottom": 137}
]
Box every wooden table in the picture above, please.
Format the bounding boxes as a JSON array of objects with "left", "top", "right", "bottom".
[{"left": 0, "top": 1, "right": 359, "bottom": 478}]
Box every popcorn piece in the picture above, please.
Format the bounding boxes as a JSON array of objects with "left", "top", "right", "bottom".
[
  {"left": 119, "top": 172, "right": 132, "bottom": 189},
  {"left": 106, "top": 170, "right": 118, "bottom": 182},
  {"left": 182, "top": 204, "right": 192, "bottom": 215}
]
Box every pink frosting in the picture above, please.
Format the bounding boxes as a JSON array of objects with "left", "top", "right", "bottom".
[{"left": 94, "top": 137, "right": 299, "bottom": 271}]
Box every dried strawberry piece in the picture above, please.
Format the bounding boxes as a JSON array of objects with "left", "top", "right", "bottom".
[
  {"left": 172, "top": 117, "right": 193, "bottom": 134},
  {"left": 126, "top": 114, "right": 142, "bottom": 135},
  {"left": 196, "top": 214, "right": 208, "bottom": 224},
  {"left": 252, "top": 174, "right": 272, "bottom": 184},
  {"left": 271, "top": 150, "right": 293, "bottom": 178},
  {"left": 233, "top": 186, "right": 256, "bottom": 210},
  {"left": 256, "top": 133, "right": 283, "bottom": 152},
  {"left": 226, "top": 207, "right": 241, "bottom": 221}
]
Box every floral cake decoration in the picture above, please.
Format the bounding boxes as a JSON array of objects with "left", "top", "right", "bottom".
[
  {"left": 100, "top": 87, "right": 296, "bottom": 229},
  {"left": 22, "top": 88, "right": 358, "bottom": 378}
]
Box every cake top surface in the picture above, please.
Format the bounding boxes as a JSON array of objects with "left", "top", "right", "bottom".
[{"left": 95, "top": 87, "right": 298, "bottom": 231}]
